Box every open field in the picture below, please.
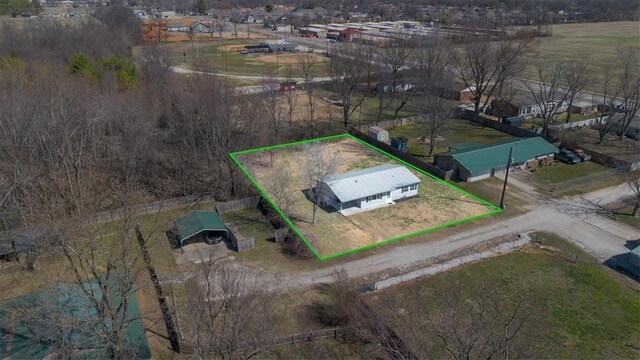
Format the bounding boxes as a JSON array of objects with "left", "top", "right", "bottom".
[
  {"left": 386, "top": 119, "right": 516, "bottom": 158},
  {"left": 233, "top": 135, "right": 499, "bottom": 259},
  {"left": 527, "top": 21, "right": 640, "bottom": 90},
  {"left": 368, "top": 231, "right": 640, "bottom": 358}
]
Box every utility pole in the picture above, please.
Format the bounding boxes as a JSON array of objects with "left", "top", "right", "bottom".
[
  {"left": 499, "top": 147, "right": 513, "bottom": 209},
  {"left": 275, "top": 30, "right": 279, "bottom": 77}
]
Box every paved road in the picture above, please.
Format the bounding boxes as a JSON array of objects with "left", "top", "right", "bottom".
[{"left": 242, "top": 183, "right": 639, "bottom": 289}]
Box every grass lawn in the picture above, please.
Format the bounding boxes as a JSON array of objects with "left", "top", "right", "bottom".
[
  {"left": 233, "top": 135, "right": 498, "bottom": 259},
  {"left": 605, "top": 201, "right": 640, "bottom": 229},
  {"left": 529, "top": 161, "right": 609, "bottom": 185},
  {"left": 370, "top": 231, "right": 640, "bottom": 359},
  {"left": 613, "top": 211, "right": 640, "bottom": 229},
  {"left": 387, "top": 119, "right": 515, "bottom": 159},
  {"left": 526, "top": 21, "right": 640, "bottom": 91},
  {"left": 358, "top": 93, "right": 422, "bottom": 123},
  {"left": 517, "top": 160, "right": 629, "bottom": 196}
]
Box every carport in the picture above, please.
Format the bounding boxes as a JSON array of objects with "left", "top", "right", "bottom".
[{"left": 174, "top": 210, "right": 228, "bottom": 247}]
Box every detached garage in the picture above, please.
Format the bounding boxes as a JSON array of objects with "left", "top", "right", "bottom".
[
  {"left": 435, "top": 137, "right": 557, "bottom": 182},
  {"left": 174, "top": 210, "right": 228, "bottom": 247}
]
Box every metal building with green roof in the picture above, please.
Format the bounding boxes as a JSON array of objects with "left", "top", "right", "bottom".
[
  {"left": 174, "top": 210, "right": 228, "bottom": 246},
  {"left": 434, "top": 137, "right": 557, "bottom": 182}
]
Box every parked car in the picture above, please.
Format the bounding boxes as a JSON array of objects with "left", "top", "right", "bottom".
[
  {"left": 205, "top": 233, "right": 223, "bottom": 245},
  {"left": 555, "top": 149, "right": 581, "bottom": 164},
  {"left": 568, "top": 148, "right": 592, "bottom": 162}
]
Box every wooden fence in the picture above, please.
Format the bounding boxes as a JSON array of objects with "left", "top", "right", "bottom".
[
  {"left": 224, "top": 222, "right": 255, "bottom": 251},
  {"left": 357, "top": 116, "right": 420, "bottom": 131},
  {"left": 215, "top": 196, "right": 260, "bottom": 214},
  {"left": 462, "top": 110, "right": 544, "bottom": 139}
]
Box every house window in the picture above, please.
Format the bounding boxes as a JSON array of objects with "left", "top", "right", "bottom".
[
  {"left": 401, "top": 186, "right": 409, "bottom": 193},
  {"left": 365, "top": 193, "right": 385, "bottom": 202},
  {"left": 410, "top": 184, "right": 417, "bottom": 191}
]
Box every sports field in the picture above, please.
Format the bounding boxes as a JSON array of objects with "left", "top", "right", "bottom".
[{"left": 232, "top": 134, "right": 499, "bottom": 259}]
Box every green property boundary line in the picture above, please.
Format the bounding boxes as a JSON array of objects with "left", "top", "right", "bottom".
[{"left": 229, "top": 133, "right": 503, "bottom": 261}]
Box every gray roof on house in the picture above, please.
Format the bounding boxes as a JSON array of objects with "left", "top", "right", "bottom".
[
  {"left": 509, "top": 92, "right": 567, "bottom": 108},
  {"left": 509, "top": 93, "right": 536, "bottom": 107},
  {"left": 322, "top": 164, "right": 421, "bottom": 203}
]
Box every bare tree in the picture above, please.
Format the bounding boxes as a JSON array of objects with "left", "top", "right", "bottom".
[
  {"left": 378, "top": 39, "right": 414, "bottom": 121},
  {"left": 628, "top": 171, "right": 640, "bottom": 218},
  {"left": 426, "top": 288, "right": 535, "bottom": 359},
  {"left": 230, "top": 11, "right": 243, "bottom": 39},
  {"left": 615, "top": 48, "right": 640, "bottom": 140},
  {"left": 595, "top": 67, "right": 624, "bottom": 144},
  {"left": 263, "top": 167, "right": 297, "bottom": 219},
  {"left": 453, "top": 35, "right": 533, "bottom": 114},
  {"left": 563, "top": 60, "right": 592, "bottom": 124},
  {"left": 298, "top": 53, "right": 317, "bottom": 135},
  {"left": 260, "top": 72, "right": 284, "bottom": 144},
  {"left": 329, "top": 43, "right": 368, "bottom": 127},
  {"left": 183, "top": 253, "right": 278, "bottom": 359},
  {"left": 413, "top": 38, "right": 455, "bottom": 157},
  {"left": 300, "top": 142, "right": 338, "bottom": 224},
  {"left": 55, "top": 197, "right": 147, "bottom": 359},
  {"left": 357, "top": 281, "right": 540, "bottom": 360},
  {"left": 418, "top": 92, "right": 455, "bottom": 158},
  {"left": 523, "top": 60, "right": 575, "bottom": 135},
  {"left": 286, "top": 89, "right": 298, "bottom": 132},
  {"left": 174, "top": 74, "right": 261, "bottom": 197}
]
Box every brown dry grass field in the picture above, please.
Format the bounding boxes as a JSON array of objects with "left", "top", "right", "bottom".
[{"left": 235, "top": 136, "right": 497, "bottom": 258}]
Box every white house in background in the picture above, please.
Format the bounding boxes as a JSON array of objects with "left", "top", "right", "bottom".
[{"left": 318, "top": 164, "right": 421, "bottom": 214}]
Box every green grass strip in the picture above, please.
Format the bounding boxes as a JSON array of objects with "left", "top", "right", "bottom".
[{"left": 229, "top": 133, "right": 502, "bottom": 261}]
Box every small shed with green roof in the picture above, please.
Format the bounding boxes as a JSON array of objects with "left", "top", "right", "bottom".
[
  {"left": 174, "top": 210, "right": 228, "bottom": 247},
  {"left": 435, "top": 137, "right": 557, "bottom": 182}
]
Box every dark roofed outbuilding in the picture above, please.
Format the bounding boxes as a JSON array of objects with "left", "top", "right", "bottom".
[
  {"left": 174, "top": 210, "right": 228, "bottom": 247},
  {"left": 435, "top": 137, "right": 558, "bottom": 182},
  {"left": 0, "top": 226, "right": 57, "bottom": 259}
]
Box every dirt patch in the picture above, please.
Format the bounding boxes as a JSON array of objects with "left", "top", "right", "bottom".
[{"left": 255, "top": 53, "right": 326, "bottom": 65}]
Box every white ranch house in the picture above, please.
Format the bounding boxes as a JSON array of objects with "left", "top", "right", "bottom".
[{"left": 319, "top": 164, "right": 421, "bottom": 215}]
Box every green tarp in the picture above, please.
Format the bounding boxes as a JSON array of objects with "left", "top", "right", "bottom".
[{"left": 0, "top": 278, "right": 151, "bottom": 359}]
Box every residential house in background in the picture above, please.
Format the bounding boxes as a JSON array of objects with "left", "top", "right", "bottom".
[
  {"left": 436, "top": 82, "right": 475, "bottom": 102},
  {"left": 166, "top": 22, "right": 191, "bottom": 32},
  {"left": 491, "top": 93, "right": 569, "bottom": 119}
]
